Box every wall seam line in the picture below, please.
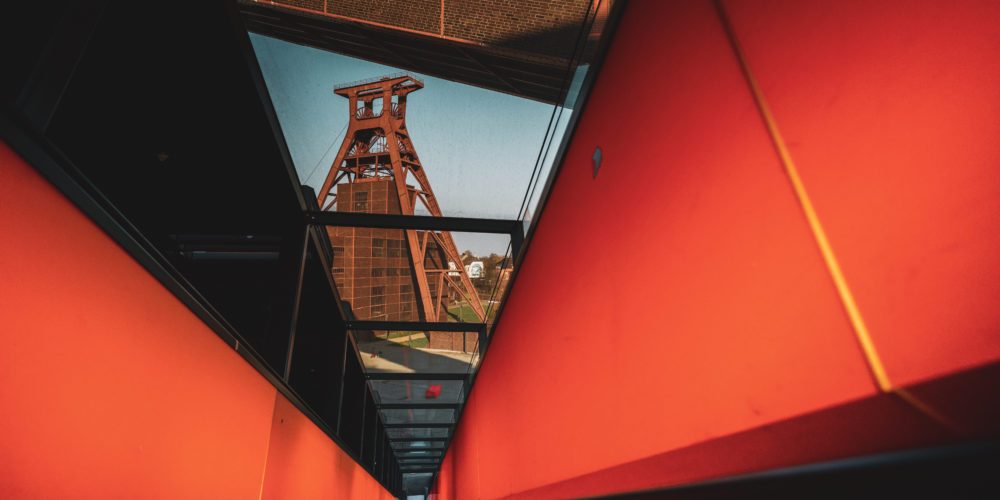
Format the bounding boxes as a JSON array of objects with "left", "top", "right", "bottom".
[
  {"left": 711, "top": 0, "right": 961, "bottom": 435},
  {"left": 257, "top": 390, "right": 279, "bottom": 500}
]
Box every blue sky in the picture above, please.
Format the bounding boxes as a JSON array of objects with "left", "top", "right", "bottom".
[{"left": 250, "top": 34, "right": 567, "bottom": 255}]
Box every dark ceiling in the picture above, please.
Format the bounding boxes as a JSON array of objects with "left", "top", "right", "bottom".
[{"left": 239, "top": 0, "right": 608, "bottom": 104}]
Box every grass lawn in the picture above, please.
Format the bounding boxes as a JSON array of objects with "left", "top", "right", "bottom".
[
  {"left": 407, "top": 337, "right": 429, "bottom": 348},
  {"left": 382, "top": 331, "right": 430, "bottom": 348},
  {"left": 447, "top": 301, "right": 496, "bottom": 323},
  {"left": 385, "top": 331, "right": 415, "bottom": 339}
]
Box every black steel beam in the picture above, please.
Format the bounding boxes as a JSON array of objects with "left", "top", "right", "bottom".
[
  {"left": 367, "top": 372, "right": 468, "bottom": 381},
  {"left": 379, "top": 402, "right": 459, "bottom": 410},
  {"left": 307, "top": 210, "right": 520, "bottom": 235},
  {"left": 389, "top": 438, "right": 449, "bottom": 443},
  {"left": 510, "top": 223, "right": 525, "bottom": 261},
  {"left": 348, "top": 320, "right": 485, "bottom": 333},
  {"left": 383, "top": 423, "right": 453, "bottom": 429}
]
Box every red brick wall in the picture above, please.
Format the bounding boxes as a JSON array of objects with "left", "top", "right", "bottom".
[
  {"left": 331, "top": 180, "right": 420, "bottom": 322},
  {"left": 259, "top": 0, "right": 593, "bottom": 59},
  {"left": 444, "top": 0, "right": 591, "bottom": 58},
  {"left": 271, "top": 0, "right": 325, "bottom": 12},
  {"left": 330, "top": 0, "right": 441, "bottom": 34}
]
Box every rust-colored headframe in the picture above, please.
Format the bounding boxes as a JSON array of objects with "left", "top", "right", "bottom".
[{"left": 317, "top": 74, "right": 486, "bottom": 330}]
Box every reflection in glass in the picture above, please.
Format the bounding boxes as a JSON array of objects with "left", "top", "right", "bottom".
[{"left": 391, "top": 440, "right": 446, "bottom": 450}]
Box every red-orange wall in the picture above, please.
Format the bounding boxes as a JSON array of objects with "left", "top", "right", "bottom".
[
  {"left": 0, "top": 141, "right": 391, "bottom": 499},
  {"left": 260, "top": 396, "right": 396, "bottom": 500},
  {"left": 438, "top": 0, "right": 1000, "bottom": 498},
  {"left": 724, "top": 0, "right": 1000, "bottom": 386}
]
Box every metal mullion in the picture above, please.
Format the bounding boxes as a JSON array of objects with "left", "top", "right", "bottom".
[
  {"left": 511, "top": 222, "right": 525, "bottom": 260},
  {"left": 307, "top": 211, "right": 519, "bottom": 234},
  {"left": 348, "top": 320, "right": 484, "bottom": 333},
  {"left": 396, "top": 452, "right": 444, "bottom": 459},
  {"left": 375, "top": 423, "right": 384, "bottom": 479},
  {"left": 358, "top": 382, "right": 369, "bottom": 458},
  {"left": 335, "top": 331, "right": 349, "bottom": 434},
  {"left": 378, "top": 402, "right": 458, "bottom": 410},
  {"left": 383, "top": 423, "right": 452, "bottom": 429},
  {"left": 363, "top": 385, "right": 380, "bottom": 466},
  {"left": 367, "top": 372, "right": 467, "bottom": 381},
  {"left": 281, "top": 225, "right": 312, "bottom": 381},
  {"left": 389, "top": 437, "right": 450, "bottom": 443}
]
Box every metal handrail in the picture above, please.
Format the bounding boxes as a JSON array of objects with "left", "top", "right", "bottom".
[{"left": 334, "top": 72, "right": 424, "bottom": 92}]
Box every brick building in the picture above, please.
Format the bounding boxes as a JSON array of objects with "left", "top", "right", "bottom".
[
  {"left": 329, "top": 180, "right": 420, "bottom": 322},
  {"left": 329, "top": 179, "right": 476, "bottom": 351}
]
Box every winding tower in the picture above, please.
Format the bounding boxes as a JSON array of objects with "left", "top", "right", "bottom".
[{"left": 316, "top": 74, "right": 486, "bottom": 350}]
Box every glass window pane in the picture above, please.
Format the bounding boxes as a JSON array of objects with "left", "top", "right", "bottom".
[
  {"left": 380, "top": 408, "right": 455, "bottom": 425},
  {"left": 399, "top": 458, "right": 441, "bottom": 465},
  {"left": 369, "top": 380, "right": 464, "bottom": 405},
  {"left": 385, "top": 427, "right": 449, "bottom": 440},
  {"left": 249, "top": 41, "right": 558, "bottom": 221},
  {"left": 391, "top": 440, "right": 446, "bottom": 450},
  {"left": 396, "top": 450, "right": 443, "bottom": 458},
  {"left": 322, "top": 227, "right": 512, "bottom": 324}
]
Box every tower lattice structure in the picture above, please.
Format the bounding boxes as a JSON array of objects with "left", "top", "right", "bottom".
[{"left": 316, "top": 74, "right": 486, "bottom": 349}]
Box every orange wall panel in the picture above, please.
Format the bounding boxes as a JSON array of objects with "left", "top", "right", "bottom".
[
  {"left": 260, "top": 394, "right": 396, "bottom": 500},
  {"left": 723, "top": 0, "right": 1000, "bottom": 386},
  {"left": 0, "top": 142, "right": 276, "bottom": 498},
  {"left": 447, "top": 0, "right": 878, "bottom": 497},
  {"left": 433, "top": 447, "right": 454, "bottom": 499},
  {"left": 0, "top": 141, "right": 393, "bottom": 498},
  {"left": 440, "top": 0, "right": 1000, "bottom": 497}
]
